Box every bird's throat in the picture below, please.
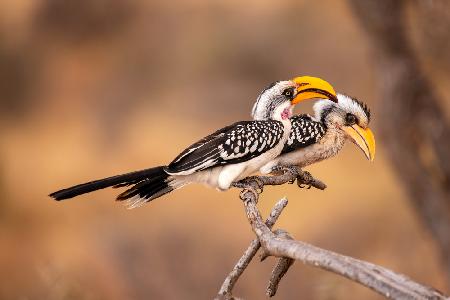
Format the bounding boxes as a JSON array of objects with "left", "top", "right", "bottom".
[{"left": 281, "top": 107, "right": 293, "bottom": 120}]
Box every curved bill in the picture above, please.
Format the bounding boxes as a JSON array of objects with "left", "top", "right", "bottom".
[
  {"left": 291, "top": 76, "right": 338, "bottom": 104},
  {"left": 343, "top": 125, "right": 376, "bottom": 161}
]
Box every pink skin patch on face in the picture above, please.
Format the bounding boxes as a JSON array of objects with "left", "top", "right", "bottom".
[{"left": 281, "top": 107, "right": 292, "bottom": 120}]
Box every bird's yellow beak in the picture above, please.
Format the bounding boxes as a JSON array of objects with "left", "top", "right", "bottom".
[
  {"left": 291, "top": 76, "right": 338, "bottom": 104},
  {"left": 343, "top": 125, "right": 376, "bottom": 161}
]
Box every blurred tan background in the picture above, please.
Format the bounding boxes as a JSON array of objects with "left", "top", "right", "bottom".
[{"left": 0, "top": 0, "right": 449, "bottom": 299}]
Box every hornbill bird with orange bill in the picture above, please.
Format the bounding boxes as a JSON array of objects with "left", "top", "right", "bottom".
[
  {"left": 50, "top": 76, "right": 337, "bottom": 208},
  {"left": 260, "top": 93, "right": 375, "bottom": 176}
]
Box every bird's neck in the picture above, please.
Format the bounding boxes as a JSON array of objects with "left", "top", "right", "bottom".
[
  {"left": 252, "top": 106, "right": 271, "bottom": 121},
  {"left": 312, "top": 114, "right": 347, "bottom": 160},
  {"left": 252, "top": 95, "right": 293, "bottom": 122},
  {"left": 272, "top": 102, "right": 293, "bottom": 122}
]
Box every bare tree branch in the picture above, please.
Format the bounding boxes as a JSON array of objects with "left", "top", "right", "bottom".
[
  {"left": 217, "top": 168, "right": 321, "bottom": 299},
  {"left": 217, "top": 168, "right": 448, "bottom": 299},
  {"left": 244, "top": 190, "right": 446, "bottom": 299},
  {"left": 265, "top": 229, "right": 295, "bottom": 297},
  {"left": 217, "top": 198, "right": 288, "bottom": 299}
]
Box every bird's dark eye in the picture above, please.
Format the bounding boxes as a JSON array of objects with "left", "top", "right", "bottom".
[
  {"left": 282, "top": 88, "right": 294, "bottom": 98},
  {"left": 345, "top": 113, "right": 357, "bottom": 125}
]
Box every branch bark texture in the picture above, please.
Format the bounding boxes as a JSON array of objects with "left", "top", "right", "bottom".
[
  {"left": 216, "top": 168, "right": 448, "bottom": 299},
  {"left": 217, "top": 198, "right": 288, "bottom": 298},
  {"left": 241, "top": 188, "right": 446, "bottom": 300}
]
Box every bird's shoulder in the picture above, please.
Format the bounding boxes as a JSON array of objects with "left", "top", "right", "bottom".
[
  {"left": 282, "top": 114, "right": 326, "bottom": 154},
  {"left": 166, "top": 120, "right": 284, "bottom": 174}
]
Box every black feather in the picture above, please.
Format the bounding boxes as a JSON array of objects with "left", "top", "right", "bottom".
[
  {"left": 353, "top": 97, "right": 371, "bottom": 122},
  {"left": 116, "top": 173, "right": 171, "bottom": 201},
  {"left": 49, "top": 166, "right": 167, "bottom": 200},
  {"left": 117, "top": 178, "right": 173, "bottom": 202},
  {"left": 166, "top": 120, "right": 284, "bottom": 174},
  {"left": 282, "top": 115, "right": 327, "bottom": 154}
]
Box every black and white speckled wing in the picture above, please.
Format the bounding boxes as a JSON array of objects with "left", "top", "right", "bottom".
[
  {"left": 282, "top": 114, "right": 326, "bottom": 154},
  {"left": 166, "top": 120, "right": 284, "bottom": 174}
]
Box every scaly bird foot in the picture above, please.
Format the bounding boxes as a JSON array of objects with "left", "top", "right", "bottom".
[
  {"left": 233, "top": 176, "right": 264, "bottom": 194},
  {"left": 297, "top": 170, "right": 314, "bottom": 189}
]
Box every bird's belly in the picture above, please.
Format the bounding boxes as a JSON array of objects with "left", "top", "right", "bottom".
[
  {"left": 172, "top": 167, "right": 223, "bottom": 189},
  {"left": 232, "top": 137, "right": 287, "bottom": 181},
  {"left": 276, "top": 134, "right": 345, "bottom": 168},
  {"left": 216, "top": 147, "right": 281, "bottom": 190},
  {"left": 277, "top": 148, "right": 325, "bottom": 167}
]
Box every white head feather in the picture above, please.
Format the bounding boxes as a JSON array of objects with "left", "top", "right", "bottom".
[
  {"left": 313, "top": 93, "right": 370, "bottom": 127},
  {"left": 251, "top": 80, "right": 293, "bottom": 120}
]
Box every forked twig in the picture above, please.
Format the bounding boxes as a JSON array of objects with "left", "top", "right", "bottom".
[{"left": 217, "top": 168, "right": 448, "bottom": 299}]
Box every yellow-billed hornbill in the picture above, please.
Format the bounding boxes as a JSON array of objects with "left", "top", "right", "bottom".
[
  {"left": 50, "top": 76, "right": 337, "bottom": 208},
  {"left": 260, "top": 93, "right": 375, "bottom": 174}
]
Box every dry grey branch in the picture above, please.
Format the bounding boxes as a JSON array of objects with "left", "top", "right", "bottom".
[
  {"left": 217, "top": 167, "right": 448, "bottom": 299},
  {"left": 242, "top": 189, "right": 446, "bottom": 299},
  {"left": 265, "top": 229, "right": 295, "bottom": 297},
  {"left": 217, "top": 198, "right": 288, "bottom": 299}
]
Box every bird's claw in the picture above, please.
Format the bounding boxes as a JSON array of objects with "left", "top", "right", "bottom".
[
  {"left": 297, "top": 170, "right": 313, "bottom": 189},
  {"left": 271, "top": 165, "right": 285, "bottom": 174},
  {"left": 298, "top": 183, "right": 312, "bottom": 189},
  {"left": 234, "top": 176, "right": 264, "bottom": 194},
  {"left": 247, "top": 176, "right": 264, "bottom": 193}
]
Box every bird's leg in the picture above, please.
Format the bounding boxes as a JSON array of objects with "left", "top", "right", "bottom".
[
  {"left": 270, "top": 165, "right": 285, "bottom": 174},
  {"left": 233, "top": 176, "right": 264, "bottom": 194}
]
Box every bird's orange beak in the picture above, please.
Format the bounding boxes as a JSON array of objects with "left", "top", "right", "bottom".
[{"left": 291, "top": 76, "right": 337, "bottom": 104}]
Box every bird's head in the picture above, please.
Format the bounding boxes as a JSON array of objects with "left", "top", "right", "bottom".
[
  {"left": 314, "top": 94, "right": 376, "bottom": 161},
  {"left": 252, "top": 76, "right": 337, "bottom": 122}
]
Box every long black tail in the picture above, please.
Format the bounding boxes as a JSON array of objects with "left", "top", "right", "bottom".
[{"left": 49, "top": 166, "right": 171, "bottom": 204}]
